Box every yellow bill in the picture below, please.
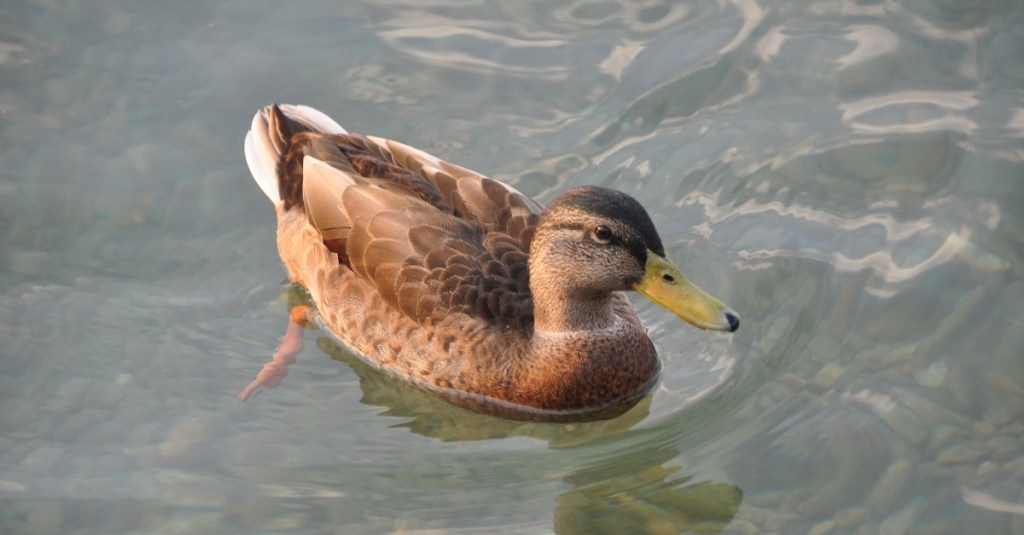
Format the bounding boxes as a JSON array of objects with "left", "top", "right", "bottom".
[{"left": 633, "top": 250, "right": 739, "bottom": 332}]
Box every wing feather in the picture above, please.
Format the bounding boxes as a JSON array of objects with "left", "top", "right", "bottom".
[
  {"left": 259, "top": 108, "right": 537, "bottom": 328},
  {"left": 302, "top": 156, "right": 356, "bottom": 255}
]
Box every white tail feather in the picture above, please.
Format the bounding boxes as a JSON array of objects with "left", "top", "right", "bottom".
[{"left": 244, "top": 104, "right": 348, "bottom": 204}]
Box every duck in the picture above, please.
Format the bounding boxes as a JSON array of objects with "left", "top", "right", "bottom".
[{"left": 243, "top": 104, "right": 739, "bottom": 421}]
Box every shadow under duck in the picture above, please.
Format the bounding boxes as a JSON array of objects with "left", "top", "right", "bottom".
[{"left": 243, "top": 104, "right": 738, "bottom": 421}]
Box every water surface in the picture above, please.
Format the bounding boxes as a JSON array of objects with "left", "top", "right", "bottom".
[{"left": 1, "top": 0, "right": 1022, "bottom": 533}]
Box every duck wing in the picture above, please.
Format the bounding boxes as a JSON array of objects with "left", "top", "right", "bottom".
[
  {"left": 379, "top": 138, "right": 542, "bottom": 252},
  {"left": 260, "top": 105, "right": 537, "bottom": 328}
]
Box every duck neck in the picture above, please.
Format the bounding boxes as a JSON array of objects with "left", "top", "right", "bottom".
[{"left": 531, "top": 280, "right": 619, "bottom": 334}]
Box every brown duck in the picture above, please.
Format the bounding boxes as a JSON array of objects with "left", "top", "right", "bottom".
[{"left": 243, "top": 104, "right": 739, "bottom": 421}]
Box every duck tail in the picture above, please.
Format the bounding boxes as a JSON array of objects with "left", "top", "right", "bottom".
[{"left": 243, "top": 104, "right": 347, "bottom": 204}]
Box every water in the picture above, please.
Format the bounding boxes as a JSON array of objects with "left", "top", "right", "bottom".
[{"left": 1, "top": 0, "right": 1022, "bottom": 533}]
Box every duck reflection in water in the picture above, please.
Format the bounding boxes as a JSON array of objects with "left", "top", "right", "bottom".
[{"left": 242, "top": 301, "right": 742, "bottom": 534}]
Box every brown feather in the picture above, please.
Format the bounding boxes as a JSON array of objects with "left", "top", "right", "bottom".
[
  {"left": 371, "top": 261, "right": 402, "bottom": 307},
  {"left": 362, "top": 237, "right": 415, "bottom": 278},
  {"left": 408, "top": 224, "right": 447, "bottom": 255},
  {"left": 302, "top": 156, "right": 353, "bottom": 256}
]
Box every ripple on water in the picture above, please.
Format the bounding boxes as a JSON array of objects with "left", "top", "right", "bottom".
[{"left": 1, "top": 0, "right": 1022, "bottom": 532}]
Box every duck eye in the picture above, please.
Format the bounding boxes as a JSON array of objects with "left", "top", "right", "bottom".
[{"left": 592, "top": 225, "right": 613, "bottom": 243}]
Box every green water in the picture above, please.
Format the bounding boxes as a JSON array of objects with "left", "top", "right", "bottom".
[{"left": 1, "top": 1, "right": 1022, "bottom": 533}]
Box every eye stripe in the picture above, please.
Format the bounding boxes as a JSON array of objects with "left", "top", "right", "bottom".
[
  {"left": 546, "top": 221, "right": 646, "bottom": 266},
  {"left": 545, "top": 221, "right": 586, "bottom": 232}
]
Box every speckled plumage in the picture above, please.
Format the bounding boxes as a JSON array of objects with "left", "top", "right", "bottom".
[{"left": 244, "top": 104, "right": 737, "bottom": 421}]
